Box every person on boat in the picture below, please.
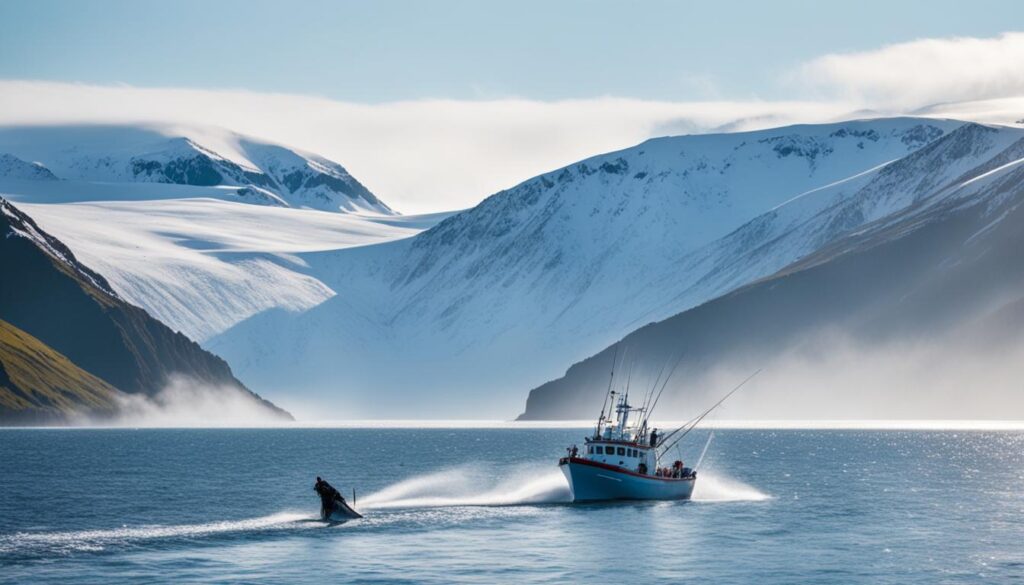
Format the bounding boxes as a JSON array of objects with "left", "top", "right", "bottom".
[
  {"left": 650, "top": 428, "right": 658, "bottom": 447},
  {"left": 570, "top": 445, "right": 579, "bottom": 458}
]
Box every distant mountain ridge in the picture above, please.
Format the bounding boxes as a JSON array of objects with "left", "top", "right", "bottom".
[
  {"left": 0, "top": 124, "right": 391, "bottom": 214},
  {"left": 0, "top": 197, "right": 291, "bottom": 424},
  {"left": 0, "top": 153, "right": 58, "bottom": 181}
]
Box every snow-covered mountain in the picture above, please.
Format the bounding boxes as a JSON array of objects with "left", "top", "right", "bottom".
[
  {"left": 0, "top": 124, "right": 433, "bottom": 346},
  {"left": 14, "top": 115, "right": 1018, "bottom": 419},
  {"left": 1, "top": 197, "right": 292, "bottom": 423},
  {"left": 520, "top": 122, "right": 1024, "bottom": 419},
  {"left": 8, "top": 191, "right": 442, "bottom": 342},
  {"left": 0, "top": 124, "right": 391, "bottom": 214},
  {"left": 0, "top": 153, "right": 58, "bottom": 181},
  {"left": 206, "top": 117, "right": 983, "bottom": 417}
]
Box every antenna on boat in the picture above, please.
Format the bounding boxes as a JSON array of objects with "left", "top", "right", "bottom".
[
  {"left": 658, "top": 369, "right": 761, "bottom": 455},
  {"left": 624, "top": 358, "right": 636, "bottom": 403},
  {"left": 597, "top": 345, "right": 622, "bottom": 437}
]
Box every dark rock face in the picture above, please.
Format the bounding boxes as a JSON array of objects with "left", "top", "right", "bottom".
[{"left": 0, "top": 198, "right": 291, "bottom": 422}]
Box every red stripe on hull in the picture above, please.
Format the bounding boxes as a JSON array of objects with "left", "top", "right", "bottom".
[{"left": 559, "top": 457, "right": 695, "bottom": 483}]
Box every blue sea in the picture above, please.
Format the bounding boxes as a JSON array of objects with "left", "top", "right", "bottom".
[{"left": 2, "top": 427, "right": 1023, "bottom": 583}]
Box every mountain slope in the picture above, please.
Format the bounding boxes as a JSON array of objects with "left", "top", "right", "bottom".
[
  {"left": 0, "top": 197, "right": 290, "bottom": 422},
  {"left": 11, "top": 196, "right": 437, "bottom": 341},
  {"left": 0, "top": 153, "right": 58, "bottom": 181},
  {"left": 0, "top": 319, "right": 121, "bottom": 424},
  {"left": 0, "top": 124, "right": 390, "bottom": 214},
  {"left": 208, "top": 118, "right": 971, "bottom": 417},
  {"left": 518, "top": 129, "right": 1024, "bottom": 420}
]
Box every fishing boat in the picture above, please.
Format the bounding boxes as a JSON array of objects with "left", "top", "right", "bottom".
[
  {"left": 558, "top": 350, "right": 758, "bottom": 503},
  {"left": 559, "top": 390, "right": 696, "bottom": 502}
]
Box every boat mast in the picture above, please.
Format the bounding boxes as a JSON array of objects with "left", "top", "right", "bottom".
[{"left": 596, "top": 345, "right": 621, "bottom": 438}]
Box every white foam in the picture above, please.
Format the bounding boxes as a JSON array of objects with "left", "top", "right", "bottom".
[
  {"left": 691, "top": 471, "right": 771, "bottom": 502},
  {"left": 0, "top": 511, "right": 315, "bottom": 555},
  {"left": 361, "top": 465, "right": 769, "bottom": 509},
  {"left": 361, "top": 466, "right": 571, "bottom": 510}
]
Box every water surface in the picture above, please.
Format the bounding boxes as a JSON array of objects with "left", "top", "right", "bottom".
[{"left": 2, "top": 428, "right": 1022, "bottom": 583}]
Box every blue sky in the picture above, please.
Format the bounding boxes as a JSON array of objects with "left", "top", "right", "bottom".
[{"left": 1, "top": 0, "right": 1021, "bottom": 102}]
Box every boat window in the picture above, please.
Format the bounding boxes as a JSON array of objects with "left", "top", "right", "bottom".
[
  {"left": 629, "top": 449, "right": 636, "bottom": 457},
  {"left": 587, "top": 445, "right": 593, "bottom": 454},
  {"left": 617, "top": 447, "right": 626, "bottom": 456},
  {"left": 594, "top": 446, "right": 603, "bottom": 455}
]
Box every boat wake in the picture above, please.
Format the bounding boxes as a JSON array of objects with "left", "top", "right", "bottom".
[
  {"left": 360, "top": 465, "right": 572, "bottom": 509},
  {"left": 360, "top": 465, "right": 769, "bottom": 509},
  {"left": 0, "top": 512, "right": 318, "bottom": 557},
  {"left": 691, "top": 471, "right": 771, "bottom": 502}
]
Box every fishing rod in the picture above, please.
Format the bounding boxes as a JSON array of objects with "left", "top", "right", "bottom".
[
  {"left": 642, "top": 350, "right": 687, "bottom": 430},
  {"left": 653, "top": 408, "right": 701, "bottom": 452},
  {"left": 658, "top": 369, "right": 760, "bottom": 454},
  {"left": 658, "top": 369, "right": 761, "bottom": 456},
  {"left": 655, "top": 369, "right": 758, "bottom": 450},
  {"left": 635, "top": 360, "right": 666, "bottom": 438},
  {"left": 641, "top": 355, "right": 671, "bottom": 419}
]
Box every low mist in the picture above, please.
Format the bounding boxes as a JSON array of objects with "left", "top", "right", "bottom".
[
  {"left": 657, "top": 326, "right": 1024, "bottom": 421},
  {"left": 87, "top": 375, "right": 289, "bottom": 427}
]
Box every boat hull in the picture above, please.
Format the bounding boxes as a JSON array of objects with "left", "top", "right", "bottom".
[{"left": 561, "top": 458, "right": 695, "bottom": 502}]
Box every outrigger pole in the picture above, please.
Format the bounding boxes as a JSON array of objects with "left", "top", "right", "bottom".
[
  {"left": 640, "top": 356, "right": 671, "bottom": 421},
  {"left": 657, "top": 369, "right": 761, "bottom": 456},
  {"left": 640, "top": 350, "right": 687, "bottom": 431}
]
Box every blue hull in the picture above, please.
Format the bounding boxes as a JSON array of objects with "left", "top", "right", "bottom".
[{"left": 561, "top": 459, "right": 695, "bottom": 502}]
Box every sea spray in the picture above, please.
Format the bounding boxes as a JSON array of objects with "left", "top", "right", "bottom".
[
  {"left": 691, "top": 470, "right": 771, "bottom": 502},
  {"left": 0, "top": 512, "right": 315, "bottom": 557},
  {"left": 361, "top": 465, "right": 571, "bottom": 509},
  {"left": 361, "top": 463, "right": 769, "bottom": 509}
]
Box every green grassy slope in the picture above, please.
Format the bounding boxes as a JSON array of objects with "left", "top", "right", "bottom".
[{"left": 0, "top": 319, "right": 121, "bottom": 424}]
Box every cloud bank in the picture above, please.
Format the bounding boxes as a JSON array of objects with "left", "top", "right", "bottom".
[
  {"left": 0, "top": 81, "right": 855, "bottom": 213},
  {"left": 1, "top": 33, "right": 1022, "bottom": 212},
  {"left": 797, "top": 32, "right": 1024, "bottom": 109}
]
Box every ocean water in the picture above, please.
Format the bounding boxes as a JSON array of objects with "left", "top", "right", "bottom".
[{"left": 2, "top": 427, "right": 1023, "bottom": 584}]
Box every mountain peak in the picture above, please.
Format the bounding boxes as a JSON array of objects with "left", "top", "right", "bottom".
[{"left": 0, "top": 124, "right": 393, "bottom": 215}]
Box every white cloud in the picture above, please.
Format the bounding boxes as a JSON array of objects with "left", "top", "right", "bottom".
[
  {"left": 0, "top": 81, "right": 854, "bottom": 213},
  {"left": 4, "top": 32, "right": 1024, "bottom": 214},
  {"left": 796, "top": 32, "right": 1024, "bottom": 109}
]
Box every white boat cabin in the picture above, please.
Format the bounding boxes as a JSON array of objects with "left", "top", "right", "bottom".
[{"left": 565, "top": 390, "right": 689, "bottom": 478}]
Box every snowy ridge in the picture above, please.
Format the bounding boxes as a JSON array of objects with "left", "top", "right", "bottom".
[
  {"left": 208, "top": 118, "right": 989, "bottom": 417},
  {"left": 0, "top": 124, "right": 391, "bottom": 214},
  {"left": 13, "top": 116, "right": 1020, "bottom": 417},
  {"left": 9, "top": 192, "right": 440, "bottom": 341},
  {"left": 1, "top": 198, "right": 118, "bottom": 298}
]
